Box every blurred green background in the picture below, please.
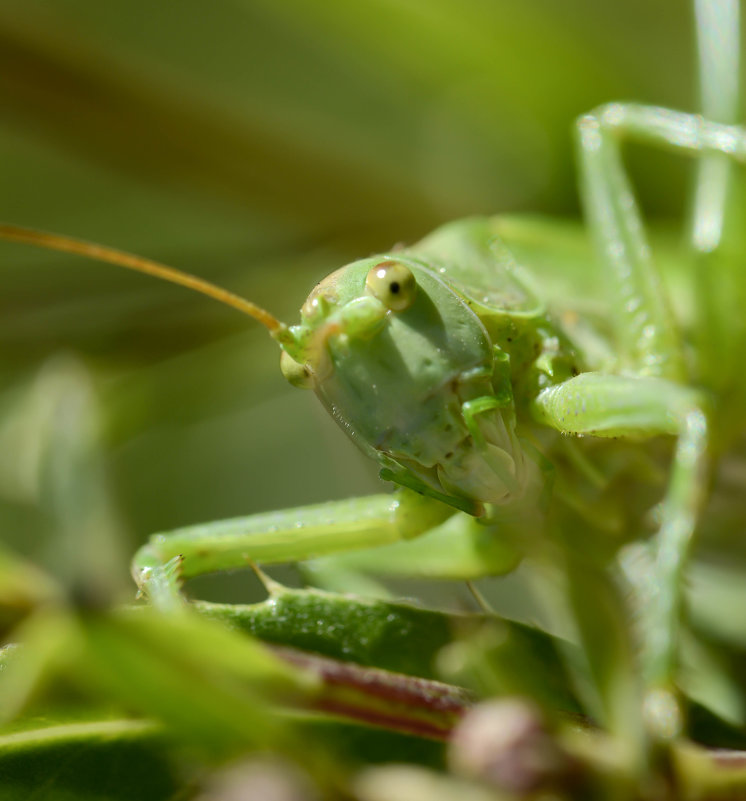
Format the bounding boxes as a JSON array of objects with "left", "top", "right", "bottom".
[{"left": 0, "top": 0, "right": 740, "bottom": 596}]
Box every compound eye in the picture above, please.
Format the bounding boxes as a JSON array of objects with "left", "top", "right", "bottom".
[{"left": 365, "top": 260, "right": 417, "bottom": 312}]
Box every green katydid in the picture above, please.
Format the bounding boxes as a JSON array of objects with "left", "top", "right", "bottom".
[{"left": 0, "top": 0, "right": 744, "bottom": 750}]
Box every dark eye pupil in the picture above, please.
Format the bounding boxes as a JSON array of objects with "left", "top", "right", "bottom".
[{"left": 390, "top": 281, "right": 400, "bottom": 294}]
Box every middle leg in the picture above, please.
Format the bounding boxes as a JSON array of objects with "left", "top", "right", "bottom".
[{"left": 532, "top": 371, "right": 708, "bottom": 732}]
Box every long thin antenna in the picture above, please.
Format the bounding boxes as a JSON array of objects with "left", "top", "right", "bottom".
[{"left": 0, "top": 223, "right": 286, "bottom": 334}]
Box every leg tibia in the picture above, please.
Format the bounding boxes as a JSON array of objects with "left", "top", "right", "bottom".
[
  {"left": 132, "top": 490, "right": 454, "bottom": 607},
  {"left": 575, "top": 103, "right": 746, "bottom": 382}
]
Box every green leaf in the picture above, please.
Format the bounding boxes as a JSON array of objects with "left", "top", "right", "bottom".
[
  {"left": 0, "top": 717, "right": 178, "bottom": 801},
  {"left": 195, "top": 584, "right": 579, "bottom": 717},
  {"left": 196, "top": 585, "right": 477, "bottom": 680}
]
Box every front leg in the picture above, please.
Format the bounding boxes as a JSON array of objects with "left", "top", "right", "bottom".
[
  {"left": 132, "top": 490, "right": 455, "bottom": 609},
  {"left": 532, "top": 372, "right": 708, "bottom": 733}
]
